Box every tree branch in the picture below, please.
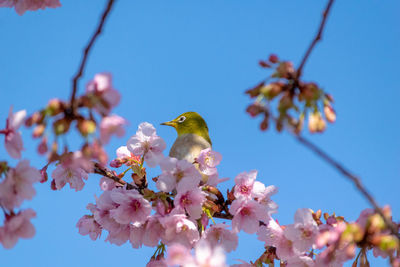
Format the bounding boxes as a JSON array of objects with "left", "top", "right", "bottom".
[
  {"left": 296, "top": 0, "right": 335, "bottom": 78},
  {"left": 93, "top": 162, "right": 135, "bottom": 190},
  {"left": 69, "top": 0, "right": 116, "bottom": 114},
  {"left": 295, "top": 135, "right": 400, "bottom": 238}
]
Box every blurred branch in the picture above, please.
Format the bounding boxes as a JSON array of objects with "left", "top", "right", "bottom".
[
  {"left": 295, "top": 135, "right": 400, "bottom": 239},
  {"left": 69, "top": 0, "right": 116, "bottom": 114},
  {"left": 296, "top": 0, "right": 335, "bottom": 78}
]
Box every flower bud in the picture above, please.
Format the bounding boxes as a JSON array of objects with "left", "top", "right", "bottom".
[
  {"left": 47, "top": 98, "right": 64, "bottom": 116},
  {"left": 37, "top": 137, "right": 48, "bottom": 155},
  {"left": 25, "top": 111, "right": 44, "bottom": 127},
  {"left": 324, "top": 105, "right": 336, "bottom": 123},
  {"left": 269, "top": 54, "right": 279, "bottom": 63},
  {"left": 40, "top": 165, "right": 48, "bottom": 183},
  {"left": 258, "top": 60, "right": 271, "bottom": 68},
  {"left": 246, "top": 103, "right": 264, "bottom": 117},
  {"left": 77, "top": 119, "right": 96, "bottom": 136},
  {"left": 33, "top": 124, "right": 46, "bottom": 138},
  {"left": 53, "top": 119, "right": 71, "bottom": 135},
  {"left": 308, "top": 112, "right": 326, "bottom": 133},
  {"left": 260, "top": 116, "right": 269, "bottom": 131}
]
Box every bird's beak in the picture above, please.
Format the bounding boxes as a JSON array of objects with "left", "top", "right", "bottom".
[{"left": 161, "top": 121, "right": 176, "bottom": 127}]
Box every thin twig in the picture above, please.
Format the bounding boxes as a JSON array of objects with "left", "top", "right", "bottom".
[
  {"left": 69, "top": 0, "right": 116, "bottom": 113},
  {"left": 296, "top": 0, "right": 335, "bottom": 78},
  {"left": 295, "top": 135, "right": 400, "bottom": 238}
]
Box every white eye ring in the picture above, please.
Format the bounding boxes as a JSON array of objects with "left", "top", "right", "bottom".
[{"left": 178, "top": 116, "right": 186, "bottom": 123}]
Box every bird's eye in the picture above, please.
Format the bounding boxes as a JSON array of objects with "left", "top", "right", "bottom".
[{"left": 178, "top": 116, "right": 186, "bottom": 123}]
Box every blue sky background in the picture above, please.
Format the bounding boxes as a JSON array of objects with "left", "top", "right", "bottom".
[{"left": 0, "top": 1, "right": 399, "bottom": 266}]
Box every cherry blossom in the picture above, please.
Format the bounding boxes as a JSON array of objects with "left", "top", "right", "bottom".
[
  {"left": 166, "top": 240, "right": 227, "bottom": 267},
  {"left": 166, "top": 243, "right": 194, "bottom": 266},
  {"left": 147, "top": 258, "right": 167, "bottom": 267},
  {"left": 0, "top": 160, "right": 41, "bottom": 210},
  {"left": 51, "top": 160, "right": 89, "bottom": 192},
  {"left": 283, "top": 208, "right": 319, "bottom": 253},
  {"left": 0, "top": 0, "right": 61, "bottom": 15},
  {"left": 230, "top": 198, "right": 269, "bottom": 234},
  {"left": 143, "top": 216, "right": 165, "bottom": 247},
  {"left": 202, "top": 223, "right": 238, "bottom": 252},
  {"left": 160, "top": 211, "right": 200, "bottom": 247},
  {"left": 100, "top": 115, "right": 127, "bottom": 144},
  {"left": 233, "top": 170, "right": 265, "bottom": 200},
  {"left": 157, "top": 157, "right": 201, "bottom": 193},
  {"left": 87, "top": 191, "right": 130, "bottom": 246},
  {"left": 192, "top": 240, "right": 227, "bottom": 267},
  {"left": 196, "top": 148, "right": 222, "bottom": 175},
  {"left": 0, "top": 209, "right": 36, "bottom": 249},
  {"left": 129, "top": 224, "right": 145, "bottom": 248},
  {"left": 127, "top": 122, "right": 166, "bottom": 167},
  {"left": 174, "top": 187, "right": 206, "bottom": 219},
  {"left": 86, "top": 73, "right": 121, "bottom": 115},
  {"left": 2, "top": 107, "right": 26, "bottom": 159},
  {"left": 109, "top": 188, "right": 152, "bottom": 225},
  {"left": 257, "top": 218, "right": 298, "bottom": 261},
  {"left": 76, "top": 215, "right": 102, "bottom": 241},
  {"left": 99, "top": 177, "right": 117, "bottom": 191}
]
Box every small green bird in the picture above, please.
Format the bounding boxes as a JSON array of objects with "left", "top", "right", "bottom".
[{"left": 161, "top": 111, "right": 212, "bottom": 164}]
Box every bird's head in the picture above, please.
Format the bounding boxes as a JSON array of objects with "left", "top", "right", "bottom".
[{"left": 161, "top": 111, "right": 212, "bottom": 145}]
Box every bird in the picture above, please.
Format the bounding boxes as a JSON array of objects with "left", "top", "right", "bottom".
[{"left": 161, "top": 111, "right": 212, "bottom": 164}]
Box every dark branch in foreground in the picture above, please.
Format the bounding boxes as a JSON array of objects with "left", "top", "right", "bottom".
[
  {"left": 93, "top": 162, "right": 135, "bottom": 190},
  {"left": 296, "top": 0, "right": 335, "bottom": 78},
  {"left": 295, "top": 135, "right": 400, "bottom": 239},
  {"left": 69, "top": 0, "right": 116, "bottom": 114}
]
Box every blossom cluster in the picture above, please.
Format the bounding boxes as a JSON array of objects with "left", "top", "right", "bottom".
[
  {"left": 74, "top": 122, "right": 399, "bottom": 267},
  {"left": 0, "top": 73, "right": 128, "bottom": 249},
  {"left": 245, "top": 54, "right": 336, "bottom": 134},
  {"left": 0, "top": 0, "right": 61, "bottom": 15},
  {"left": 0, "top": 109, "right": 41, "bottom": 249}
]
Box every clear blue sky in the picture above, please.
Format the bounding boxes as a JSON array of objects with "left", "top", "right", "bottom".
[{"left": 0, "top": 1, "right": 399, "bottom": 266}]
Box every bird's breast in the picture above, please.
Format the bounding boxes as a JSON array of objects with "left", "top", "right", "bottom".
[{"left": 169, "top": 134, "right": 211, "bottom": 163}]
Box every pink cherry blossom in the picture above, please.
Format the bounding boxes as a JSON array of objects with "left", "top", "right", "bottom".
[
  {"left": 157, "top": 157, "right": 201, "bottom": 193},
  {"left": 76, "top": 215, "right": 102, "bottom": 241},
  {"left": 257, "top": 185, "right": 278, "bottom": 214},
  {"left": 129, "top": 224, "right": 145, "bottom": 248},
  {"left": 0, "top": 209, "right": 36, "bottom": 249},
  {"left": 230, "top": 198, "right": 269, "bottom": 234},
  {"left": 147, "top": 258, "right": 167, "bottom": 267},
  {"left": 87, "top": 191, "right": 130, "bottom": 246},
  {"left": 0, "top": 160, "right": 41, "bottom": 210},
  {"left": 2, "top": 107, "right": 26, "bottom": 159},
  {"left": 283, "top": 208, "right": 319, "bottom": 253},
  {"left": 205, "top": 173, "right": 229, "bottom": 187},
  {"left": 314, "top": 245, "right": 355, "bottom": 267},
  {"left": 257, "top": 218, "right": 298, "bottom": 261},
  {"left": 51, "top": 162, "right": 88, "bottom": 192},
  {"left": 192, "top": 240, "right": 227, "bottom": 267},
  {"left": 233, "top": 170, "right": 265, "bottom": 200},
  {"left": 286, "top": 255, "right": 315, "bottom": 267},
  {"left": 0, "top": 0, "right": 61, "bottom": 15},
  {"left": 100, "top": 115, "right": 127, "bottom": 144},
  {"left": 160, "top": 211, "right": 200, "bottom": 247},
  {"left": 127, "top": 122, "right": 166, "bottom": 167},
  {"left": 202, "top": 223, "right": 238, "bottom": 252},
  {"left": 143, "top": 216, "right": 165, "bottom": 247},
  {"left": 196, "top": 148, "right": 222, "bottom": 175},
  {"left": 315, "top": 222, "right": 346, "bottom": 249},
  {"left": 166, "top": 243, "right": 194, "bottom": 266},
  {"left": 99, "top": 177, "right": 116, "bottom": 191},
  {"left": 86, "top": 73, "right": 121, "bottom": 115},
  {"left": 174, "top": 187, "right": 206, "bottom": 219},
  {"left": 109, "top": 188, "right": 151, "bottom": 225}
]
